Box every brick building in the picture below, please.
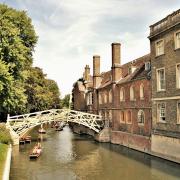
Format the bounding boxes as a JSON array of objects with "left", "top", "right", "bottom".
[
  {"left": 149, "top": 9, "right": 180, "bottom": 162},
  {"left": 72, "top": 9, "right": 180, "bottom": 162}
]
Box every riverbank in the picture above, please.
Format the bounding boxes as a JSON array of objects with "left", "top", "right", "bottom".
[
  {"left": 0, "top": 123, "right": 12, "bottom": 179},
  {"left": 0, "top": 143, "right": 8, "bottom": 179}
]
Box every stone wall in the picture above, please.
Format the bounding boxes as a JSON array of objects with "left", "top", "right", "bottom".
[
  {"left": 111, "top": 131, "right": 151, "bottom": 153},
  {"left": 151, "top": 134, "right": 180, "bottom": 163}
]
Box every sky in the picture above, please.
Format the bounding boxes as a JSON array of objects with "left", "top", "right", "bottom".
[{"left": 1, "top": 0, "right": 180, "bottom": 97}]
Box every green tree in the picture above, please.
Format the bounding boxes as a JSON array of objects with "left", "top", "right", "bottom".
[
  {"left": 61, "top": 94, "right": 70, "bottom": 108},
  {"left": 25, "top": 67, "right": 61, "bottom": 112},
  {"left": 0, "top": 4, "right": 61, "bottom": 120}
]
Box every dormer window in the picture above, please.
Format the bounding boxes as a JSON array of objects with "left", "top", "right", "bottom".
[
  {"left": 156, "top": 39, "right": 164, "bottom": 56},
  {"left": 145, "top": 62, "right": 151, "bottom": 71},
  {"left": 175, "top": 31, "right": 180, "bottom": 50}
]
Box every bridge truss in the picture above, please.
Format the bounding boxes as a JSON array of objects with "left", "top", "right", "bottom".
[{"left": 6, "top": 109, "right": 104, "bottom": 138}]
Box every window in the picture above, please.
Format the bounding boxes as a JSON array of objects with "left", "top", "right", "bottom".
[
  {"left": 138, "top": 110, "right": 145, "bottom": 124},
  {"left": 87, "top": 92, "right": 93, "bottom": 105},
  {"left": 177, "top": 102, "right": 180, "bottom": 124},
  {"left": 176, "top": 64, "right": 180, "bottom": 88},
  {"left": 156, "top": 39, "right": 164, "bottom": 56},
  {"left": 140, "top": 84, "right": 144, "bottom": 100},
  {"left": 157, "top": 68, "right": 165, "bottom": 91},
  {"left": 104, "top": 93, "right": 107, "bottom": 104},
  {"left": 109, "top": 110, "right": 112, "bottom": 120},
  {"left": 120, "top": 87, "right": 125, "bottom": 101},
  {"left": 145, "top": 62, "right": 151, "bottom": 71},
  {"left": 175, "top": 31, "right": 180, "bottom": 49},
  {"left": 157, "top": 103, "right": 166, "bottom": 122},
  {"left": 130, "top": 85, "right": 135, "bottom": 100},
  {"left": 99, "top": 93, "right": 102, "bottom": 104},
  {"left": 109, "top": 90, "right": 112, "bottom": 103},
  {"left": 120, "top": 111, "right": 125, "bottom": 123},
  {"left": 99, "top": 110, "right": 102, "bottom": 116},
  {"left": 126, "top": 111, "right": 132, "bottom": 124}
]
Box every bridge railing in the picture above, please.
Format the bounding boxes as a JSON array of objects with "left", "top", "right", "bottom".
[{"left": 6, "top": 109, "right": 104, "bottom": 136}]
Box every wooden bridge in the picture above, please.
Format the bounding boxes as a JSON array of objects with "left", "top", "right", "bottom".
[{"left": 6, "top": 109, "right": 104, "bottom": 144}]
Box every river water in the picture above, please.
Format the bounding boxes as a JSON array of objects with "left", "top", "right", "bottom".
[{"left": 10, "top": 126, "right": 180, "bottom": 180}]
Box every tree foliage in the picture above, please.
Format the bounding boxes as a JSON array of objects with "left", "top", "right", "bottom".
[
  {"left": 61, "top": 94, "right": 70, "bottom": 108},
  {"left": 0, "top": 4, "right": 61, "bottom": 120}
]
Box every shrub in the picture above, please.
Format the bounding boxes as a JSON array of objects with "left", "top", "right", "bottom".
[{"left": 0, "top": 123, "right": 12, "bottom": 144}]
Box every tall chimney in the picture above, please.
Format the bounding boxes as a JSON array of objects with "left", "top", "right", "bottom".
[
  {"left": 111, "top": 43, "right": 122, "bottom": 82},
  {"left": 93, "top": 55, "right": 101, "bottom": 88},
  {"left": 84, "top": 65, "right": 90, "bottom": 82}
]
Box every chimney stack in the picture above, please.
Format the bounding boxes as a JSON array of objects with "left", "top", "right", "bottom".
[
  {"left": 93, "top": 55, "right": 101, "bottom": 88},
  {"left": 111, "top": 43, "right": 122, "bottom": 82},
  {"left": 84, "top": 65, "right": 90, "bottom": 82}
]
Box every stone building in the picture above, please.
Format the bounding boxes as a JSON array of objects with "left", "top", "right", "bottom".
[
  {"left": 72, "top": 65, "right": 93, "bottom": 112},
  {"left": 149, "top": 9, "right": 180, "bottom": 163},
  {"left": 72, "top": 9, "right": 180, "bottom": 163}
]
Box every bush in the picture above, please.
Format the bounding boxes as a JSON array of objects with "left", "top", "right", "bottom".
[{"left": 0, "top": 124, "right": 12, "bottom": 144}]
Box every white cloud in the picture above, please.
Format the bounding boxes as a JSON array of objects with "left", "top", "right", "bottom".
[{"left": 4, "top": 0, "right": 180, "bottom": 96}]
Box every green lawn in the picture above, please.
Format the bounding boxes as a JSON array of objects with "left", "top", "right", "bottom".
[{"left": 0, "top": 143, "right": 8, "bottom": 179}]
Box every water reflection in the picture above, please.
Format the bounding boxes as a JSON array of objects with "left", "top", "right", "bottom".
[{"left": 10, "top": 126, "right": 180, "bottom": 180}]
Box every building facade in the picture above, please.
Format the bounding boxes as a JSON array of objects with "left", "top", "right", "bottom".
[
  {"left": 72, "top": 9, "right": 180, "bottom": 163},
  {"left": 149, "top": 9, "right": 180, "bottom": 163}
]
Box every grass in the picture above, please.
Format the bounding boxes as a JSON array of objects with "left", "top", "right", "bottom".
[
  {"left": 0, "top": 123, "right": 12, "bottom": 144},
  {"left": 0, "top": 143, "right": 8, "bottom": 179},
  {"left": 0, "top": 123, "right": 12, "bottom": 179}
]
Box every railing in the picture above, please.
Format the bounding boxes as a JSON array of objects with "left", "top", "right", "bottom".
[
  {"left": 150, "top": 9, "right": 180, "bottom": 36},
  {"left": 6, "top": 109, "right": 104, "bottom": 137}
]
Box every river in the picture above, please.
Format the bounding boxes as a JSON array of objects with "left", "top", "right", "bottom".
[{"left": 10, "top": 125, "right": 180, "bottom": 180}]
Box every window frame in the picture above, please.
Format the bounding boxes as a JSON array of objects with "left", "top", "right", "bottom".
[
  {"left": 104, "top": 92, "right": 107, "bottom": 104},
  {"left": 157, "top": 102, "right": 166, "bottom": 123},
  {"left": 130, "top": 85, "right": 135, "bottom": 101},
  {"left": 120, "top": 111, "right": 125, "bottom": 123},
  {"left": 109, "top": 89, "right": 112, "bottom": 103},
  {"left": 155, "top": 39, "right": 164, "bottom": 57},
  {"left": 137, "top": 110, "right": 145, "bottom": 125},
  {"left": 126, "top": 110, "right": 132, "bottom": 124},
  {"left": 176, "top": 63, "right": 180, "bottom": 89},
  {"left": 174, "top": 30, "right": 180, "bottom": 50},
  {"left": 156, "top": 68, "right": 166, "bottom": 91},
  {"left": 99, "top": 93, "right": 102, "bottom": 104},
  {"left": 177, "top": 101, "right": 180, "bottom": 124},
  {"left": 120, "top": 87, "right": 125, "bottom": 102},
  {"left": 140, "top": 83, "right": 144, "bottom": 100}
]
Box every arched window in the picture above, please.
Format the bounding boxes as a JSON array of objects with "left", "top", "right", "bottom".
[
  {"left": 126, "top": 110, "right": 132, "bottom": 123},
  {"left": 109, "top": 110, "right": 112, "bottom": 120},
  {"left": 99, "top": 93, "right": 102, "bottom": 104},
  {"left": 140, "top": 84, "right": 144, "bottom": 100},
  {"left": 130, "top": 85, "right": 135, "bottom": 101},
  {"left": 120, "top": 111, "right": 125, "bottom": 123},
  {"left": 120, "top": 87, "right": 125, "bottom": 101},
  {"left": 109, "top": 90, "right": 112, "bottom": 103},
  {"left": 104, "top": 92, "right": 107, "bottom": 104},
  {"left": 138, "top": 110, "right": 145, "bottom": 124}
]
